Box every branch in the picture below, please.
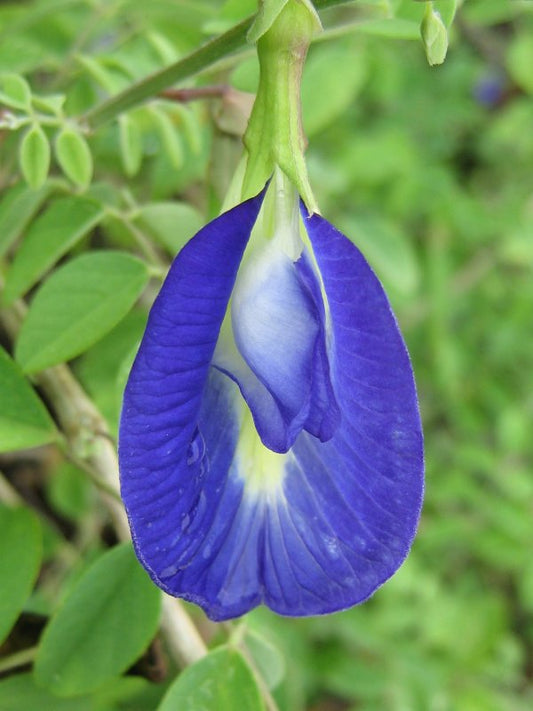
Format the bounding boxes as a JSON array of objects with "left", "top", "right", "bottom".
[
  {"left": 0, "top": 646, "right": 38, "bottom": 674},
  {"left": 160, "top": 85, "right": 232, "bottom": 103}
]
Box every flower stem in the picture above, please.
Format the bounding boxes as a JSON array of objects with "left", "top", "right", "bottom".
[{"left": 242, "top": 0, "right": 318, "bottom": 210}]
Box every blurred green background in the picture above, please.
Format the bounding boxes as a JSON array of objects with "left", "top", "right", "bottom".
[{"left": 0, "top": 0, "right": 532, "bottom": 709}]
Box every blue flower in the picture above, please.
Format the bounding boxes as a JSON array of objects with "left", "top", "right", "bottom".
[{"left": 118, "top": 184, "right": 424, "bottom": 621}]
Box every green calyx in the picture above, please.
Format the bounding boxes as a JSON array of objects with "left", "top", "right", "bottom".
[{"left": 242, "top": 0, "right": 320, "bottom": 213}]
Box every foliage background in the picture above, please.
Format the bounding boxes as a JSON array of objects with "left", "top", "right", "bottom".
[{"left": 0, "top": 0, "right": 532, "bottom": 709}]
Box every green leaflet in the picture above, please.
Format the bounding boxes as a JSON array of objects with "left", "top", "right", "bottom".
[
  {"left": 158, "top": 647, "right": 265, "bottom": 711},
  {"left": 0, "top": 346, "right": 57, "bottom": 452},
  {"left": 55, "top": 128, "right": 93, "bottom": 188},
  {"left": 3, "top": 196, "right": 104, "bottom": 304},
  {"left": 0, "top": 505, "right": 42, "bottom": 644},
  {"left": 0, "top": 182, "right": 53, "bottom": 260},
  {"left": 19, "top": 124, "right": 50, "bottom": 189},
  {"left": 15, "top": 251, "right": 149, "bottom": 374},
  {"left": 34, "top": 544, "right": 161, "bottom": 696}
]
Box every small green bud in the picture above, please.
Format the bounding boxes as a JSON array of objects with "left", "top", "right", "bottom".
[{"left": 421, "top": 5, "right": 448, "bottom": 66}]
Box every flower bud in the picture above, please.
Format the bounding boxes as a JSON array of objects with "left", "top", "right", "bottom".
[{"left": 421, "top": 5, "right": 448, "bottom": 66}]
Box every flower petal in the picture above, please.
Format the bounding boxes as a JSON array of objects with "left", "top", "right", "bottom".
[
  {"left": 231, "top": 245, "right": 318, "bottom": 450},
  {"left": 294, "top": 252, "right": 340, "bottom": 442},
  {"left": 120, "top": 196, "right": 424, "bottom": 621},
  {"left": 215, "top": 245, "right": 340, "bottom": 453},
  {"left": 118, "top": 193, "right": 265, "bottom": 590}
]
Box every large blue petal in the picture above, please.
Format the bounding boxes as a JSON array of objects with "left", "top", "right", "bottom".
[
  {"left": 119, "top": 196, "right": 424, "bottom": 621},
  {"left": 119, "top": 193, "right": 265, "bottom": 598}
]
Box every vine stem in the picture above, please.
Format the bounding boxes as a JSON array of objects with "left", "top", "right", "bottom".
[
  {"left": 82, "top": 0, "right": 355, "bottom": 129},
  {"left": 0, "top": 290, "right": 208, "bottom": 668},
  {"left": 0, "top": 646, "right": 38, "bottom": 674}
]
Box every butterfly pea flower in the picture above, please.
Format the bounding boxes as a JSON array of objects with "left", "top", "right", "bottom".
[{"left": 118, "top": 178, "right": 424, "bottom": 621}]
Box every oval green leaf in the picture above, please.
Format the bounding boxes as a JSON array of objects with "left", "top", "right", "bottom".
[
  {"left": 55, "top": 128, "right": 93, "bottom": 188},
  {"left": 152, "top": 108, "right": 183, "bottom": 170},
  {"left": 34, "top": 543, "right": 161, "bottom": 697},
  {"left": 247, "top": 0, "right": 319, "bottom": 43},
  {"left": 0, "top": 505, "right": 42, "bottom": 644},
  {"left": 355, "top": 18, "right": 420, "bottom": 40},
  {"left": 0, "top": 182, "right": 52, "bottom": 260},
  {"left": 245, "top": 630, "right": 285, "bottom": 691},
  {"left": 0, "top": 675, "right": 91, "bottom": 711},
  {"left": 15, "top": 251, "right": 149, "bottom": 374},
  {"left": 119, "top": 113, "right": 143, "bottom": 177},
  {"left": 158, "top": 647, "right": 265, "bottom": 711},
  {"left": 0, "top": 73, "right": 31, "bottom": 110},
  {"left": 137, "top": 201, "right": 203, "bottom": 255},
  {"left": 507, "top": 34, "right": 533, "bottom": 95},
  {"left": 0, "top": 346, "right": 57, "bottom": 452},
  {"left": 342, "top": 214, "right": 420, "bottom": 297},
  {"left": 3, "top": 196, "right": 104, "bottom": 304},
  {"left": 302, "top": 40, "right": 366, "bottom": 137},
  {"left": 19, "top": 124, "right": 51, "bottom": 189}
]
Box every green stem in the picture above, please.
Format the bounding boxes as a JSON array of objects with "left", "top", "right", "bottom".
[
  {"left": 0, "top": 646, "right": 38, "bottom": 673},
  {"left": 82, "top": 0, "right": 355, "bottom": 130},
  {"left": 242, "top": 0, "right": 317, "bottom": 209}
]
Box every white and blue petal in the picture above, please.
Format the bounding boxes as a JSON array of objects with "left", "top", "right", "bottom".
[{"left": 119, "top": 189, "right": 424, "bottom": 621}]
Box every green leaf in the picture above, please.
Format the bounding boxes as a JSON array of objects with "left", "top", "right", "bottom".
[
  {"left": 136, "top": 201, "right": 203, "bottom": 255},
  {"left": 340, "top": 214, "right": 420, "bottom": 296},
  {"left": 151, "top": 107, "right": 184, "bottom": 169},
  {"left": 0, "top": 182, "right": 52, "bottom": 260},
  {"left": 55, "top": 128, "right": 93, "bottom": 188},
  {"left": 74, "top": 310, "right": 146, "bottom": 434},
  {"left": 32, "top": 93, "right": 66, "bottom": 116},
  {"left": 0, "top": 674, "right": 159, "bottom": 711},
  {"left": 170, "top": 104, "right": 203, "bottom": 155},
  {"left": 0, "top": 505, "right": 42, "bottom": 644},
  {"left": 0, "top": 73, "right": 32, "bottom": 110},
  {"left": 0, "top": 346, "right": 57, "bottom": 452},
  {"left": 302, "top": 40, "right": 366, "bottom": 137},
  {"left": 15, "top": 251, "right": 149, "bottom": 374},
  {"left": 245, "top": 630, "right": 285, "bottom": 690},
  {"left": 204, "top": 0, "right": 256, "bottom": 33},
  {"left": 247, "top": 0, "right": 289, "bottom": 43},
  {"left": 3, "top": 197, "right": 104, "bottom": 304},
  {"left": 34, "top": 543, "right": 161, "bottom": 697},
  {"left": 353, "top": 18, "right": 420, "bottom": 40},
  {"left": 247, "top": 0, "right": 320, "bottom": 44},
  {"left": 45, "top": 461, "right": 93, "bottom": 522},
  {"left": 119, "top": 113, "right": 143, "bottom": 177},
  {"left": 434, "top": 0, "right": 459, "bottom": 27},
  {"left": 0, "top": 675, "right": 91, "bottom": 711},
  {"left": 507, "top": 34, "right": 533, "bottom": 95},
  {"left": 19, "top": 124, "right": 51, "bottom": 189},
  {"left": 75, "top": 54, "right": 119, "bottom": 94},
  {"left": 158, "top": 647, "right": 265, "bottom": 711},
  {"left": 94, "top": 676, "right": 165, "bottom": 711}
]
